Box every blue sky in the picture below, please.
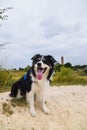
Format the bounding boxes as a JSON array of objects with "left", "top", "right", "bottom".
[{"left": 0, "top": 0, "right": 87, "bottom": 69}]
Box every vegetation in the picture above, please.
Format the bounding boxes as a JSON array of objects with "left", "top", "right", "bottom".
[
  {"left": 0, "top": 64, "right": 87, "bottom": 92},
  {"left": 0, "top": 69, "right": 24, "bottom": 92},
  {"left": 0, "top": 7, "right": 12, "bottom": 20},
  {"left": 10, "top": 97, "right": 27, "bottom": 107},
  {"left": 0, "top": 7, "right": 12, "bottom": 68},
  {"left": 52, "top": 67, "right": 87, "bottom": 85},
  {"left": 2, "top": 102, "right": 14, "bottom": 116}
]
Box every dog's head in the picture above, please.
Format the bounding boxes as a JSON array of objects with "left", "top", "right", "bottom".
[{"left": 31, "top": 54, "right": 56, "bottom": 80}]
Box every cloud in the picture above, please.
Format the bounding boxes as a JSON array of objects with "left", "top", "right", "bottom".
[{"left": 0, "top": 0, "right": 87, "bottom": 68}]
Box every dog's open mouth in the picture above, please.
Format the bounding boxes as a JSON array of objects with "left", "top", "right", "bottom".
[{"left": 37, "top": 67, "right": 47, "bottom": 80}]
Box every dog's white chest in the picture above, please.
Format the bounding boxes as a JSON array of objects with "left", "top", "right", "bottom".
[{"left": 32, "top": 79, "right": 49, "bottom": 94}]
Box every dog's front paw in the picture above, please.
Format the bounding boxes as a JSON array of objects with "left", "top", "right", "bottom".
[
  {"left": 30, "top": 108, "right": 36, "bottom": 117},
  {"left": 42, "top": 105, "right": 50, "bottom": 115},
  {"left": 44, "top": 108, "right": 50, "bottom": 115}
]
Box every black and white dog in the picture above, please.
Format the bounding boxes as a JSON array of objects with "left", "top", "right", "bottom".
[{"left": 9, "top": 54, "right": 56, "bottom": 116}]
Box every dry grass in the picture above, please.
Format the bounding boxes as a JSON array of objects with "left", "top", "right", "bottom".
[
  {"left": 10, "top": 97, "right": 27, "bottom": 107},
  {"left": 2, "top": 102, "right": 14, "bottom": 116}
]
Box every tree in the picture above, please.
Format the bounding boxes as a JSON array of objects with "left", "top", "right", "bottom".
[
  {"left": 54, "top": 63, "right": 63, "bottom": 72},
  {"left": 0, "top": 7, "right": 12, "bottom": 20},
  {"left": 0, "top": 42, "right": 11, "bottom": 50},
  {"left": 0, "top": 7, "right": 12, "bottom": 68},
  {"left": 64, "top": 62, "right": 72, "bottom": 68},
  {"left": 24, "top": 65, "right": 30, "bottom": 71},
  {"left": 0, "top": 7, "right": 12, "bottom": 49}
]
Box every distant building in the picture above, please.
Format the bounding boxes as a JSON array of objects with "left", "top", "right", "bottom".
[{"left": 61, "top": 56, "right": 64, "bottom": 65}]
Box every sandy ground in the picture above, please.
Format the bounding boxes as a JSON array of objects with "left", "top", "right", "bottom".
[{"left": 0, "top": 85, "right": 87, "bottom": 130}]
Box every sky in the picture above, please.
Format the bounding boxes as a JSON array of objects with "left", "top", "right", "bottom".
[{"left": 0, "top": 0, "right": 87, "bottom": 69}]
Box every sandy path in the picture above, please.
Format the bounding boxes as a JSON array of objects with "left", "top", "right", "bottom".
[{"left": 0, "top": 85, "right": 87, "bottom": 130}]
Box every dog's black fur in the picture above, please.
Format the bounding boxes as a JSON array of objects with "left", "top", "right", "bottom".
[{"left": 9, "top": 69, "right": 32, "bottom": 97}]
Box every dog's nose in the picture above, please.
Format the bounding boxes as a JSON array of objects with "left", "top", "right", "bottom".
[{"left": 37, "top": 63, "right": 41, "bottom": 67}]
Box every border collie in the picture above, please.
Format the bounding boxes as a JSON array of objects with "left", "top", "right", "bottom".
[{"left": 9, "top": 54, "right": 56, "bottom": 117}]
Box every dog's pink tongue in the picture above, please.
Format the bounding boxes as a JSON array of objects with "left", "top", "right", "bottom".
[{"left": 37, "top": 70, "right": 43, "bottom": 80}]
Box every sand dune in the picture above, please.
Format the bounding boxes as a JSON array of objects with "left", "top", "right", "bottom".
[{"left": 0, "top": 85, "right": 87, "bottom": 130}]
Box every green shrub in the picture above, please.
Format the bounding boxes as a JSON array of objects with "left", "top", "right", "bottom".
[
  {"left": 0, "top": 70, "right": 14, "bottom": 92},
  {"left": 52, "top": 67, "right": 87, "bottom": 85},
  {"left": 84, "top": 69, "right": 87, "bottom": 76},
  {"left": 0, "top": 70, "right": 25, "bottom": 92},
  {"left": 52, "top": 67, "right": 73, "bottom": 85}
]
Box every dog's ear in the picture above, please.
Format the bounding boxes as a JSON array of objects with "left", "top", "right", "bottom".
[
  {"left": 31, "top": 54, "right": 41, "bottom": 60},
  {"left": 46, "top": 55, "right": 57, "bottom": 64}
]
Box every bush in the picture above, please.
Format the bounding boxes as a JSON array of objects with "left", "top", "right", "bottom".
[
  {"left": 0, "top": 70, "right": 14, "bottom": 92},
  {"left": 52, "top": 67, "right": 73, "bottom": 85},
  {"left": 52, "top": 67, "right": 87, "bottom": 85},
  {"left": 0, "top": 70, "right": 25, "bottom": 92},
  {"left": 84, "top": 69, "right": 87, "bottom": 76}
]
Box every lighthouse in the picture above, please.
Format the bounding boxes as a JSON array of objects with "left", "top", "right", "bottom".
[{"left": 61, "top": 56, "right": 64, "bottom": 65}]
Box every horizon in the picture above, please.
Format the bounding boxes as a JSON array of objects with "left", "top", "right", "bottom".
[{"left": 1, "top": 56, "right": 87, "bottom": 70}]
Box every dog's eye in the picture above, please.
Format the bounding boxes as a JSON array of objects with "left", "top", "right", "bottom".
[
  {"left": 36, "top": 58, "right": 41, "bottom": 61},
  {"left": 42, "top": 58, "right": 46, "bottom": 61},
  {"left": 38, "top": 58, "right": 41, "bottom": 60}
]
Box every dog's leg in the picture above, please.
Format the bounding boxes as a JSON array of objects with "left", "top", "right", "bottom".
[
  {"left": 41, "top": 94, "right": 50, "bottom": 115},
  {"left": 26, "top": 92, "right": 36, "bottom": 117},
  {"left": 17, "top": 89, "right": 23, "bottom": 99}
]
